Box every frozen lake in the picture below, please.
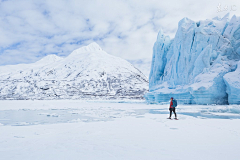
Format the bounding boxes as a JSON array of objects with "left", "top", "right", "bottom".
[{"left": 0, "top": 100, "right": 240, "bottom": 160}]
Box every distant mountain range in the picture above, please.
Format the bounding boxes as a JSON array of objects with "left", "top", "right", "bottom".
[{"left": 0, "top": 43, "right": 148, "bottom": 100}]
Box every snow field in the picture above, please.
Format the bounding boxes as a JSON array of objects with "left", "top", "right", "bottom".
[{"left": 0, "top": 100, "right": 240, "bottom": 160}]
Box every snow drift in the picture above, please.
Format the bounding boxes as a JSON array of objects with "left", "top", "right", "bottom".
[
  {"left": 0, "top": 43, "right": 148, "bottom": 100},
  {"left": 145, "top": 14, "right": 240, "bottom": 105}
]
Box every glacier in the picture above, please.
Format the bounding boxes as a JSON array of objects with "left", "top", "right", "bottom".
[
  {"left": 0, "top": 43, "right": 148, "bottom": 100},
  {"left": 146, "top": 14, "right": 240, "bottom": 105}
]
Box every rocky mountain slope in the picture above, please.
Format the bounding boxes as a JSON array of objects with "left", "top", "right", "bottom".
[
  {"left": 127, "top": 59, "right": 152, "bottom": 78},
  {"left": 0, "top": 43, "right": 148, "bottom": 100}
]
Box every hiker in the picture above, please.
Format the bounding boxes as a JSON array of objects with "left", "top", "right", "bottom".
[{"left": 168, "top": 97, "right": 177, "bottom": 119}]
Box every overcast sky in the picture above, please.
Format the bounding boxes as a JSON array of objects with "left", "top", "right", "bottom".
[{"left": 0, "top": 0, "right": 240, "bottom": 65}]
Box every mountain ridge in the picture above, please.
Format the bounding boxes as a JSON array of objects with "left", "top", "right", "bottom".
[{"left": 0, "top": 43, "right": 148, "bottom": 100}]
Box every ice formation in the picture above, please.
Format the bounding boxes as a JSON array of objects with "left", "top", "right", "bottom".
[
  {"left": 146, "top": 14, "right": 240, "bottom": 104},
  {"left": 0, "top": 43, "right": 148, "bottom": 100}
]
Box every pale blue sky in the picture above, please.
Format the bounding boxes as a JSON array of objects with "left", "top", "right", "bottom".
[{"left": 0, "top": 0, "right": 240, "bottom": 65}]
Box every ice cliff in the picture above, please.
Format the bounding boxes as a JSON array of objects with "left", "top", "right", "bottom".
[
  {"left": 146, "top": 14, "right": 240, "bottom": 104},
  {"left": 0, "top": 43, "right": 148, "bottom": 100}
]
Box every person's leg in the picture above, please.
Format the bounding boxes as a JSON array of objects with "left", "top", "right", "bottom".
[
  {"left": 173, "top": 108, "right": 177, "bottom": 118},
  {"left": 169, "top": 108, "right": 172, "bottom": 118}
]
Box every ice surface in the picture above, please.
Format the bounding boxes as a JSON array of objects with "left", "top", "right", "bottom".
[
  {"left": 146, "top": 14, "right": 240, "bottom": 104},
  {"left": 0, "top": 100, "right": 240, "bottom": 160}
]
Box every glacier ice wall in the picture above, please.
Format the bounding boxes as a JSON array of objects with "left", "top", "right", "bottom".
[
  {"left": 146, "top": 14, "right": 240, "bottom": 104},
  {"left": 223, "top": 61, "right": 240, "bottom": 104}
]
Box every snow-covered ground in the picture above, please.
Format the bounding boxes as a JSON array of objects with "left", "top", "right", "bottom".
[{"left": 0, "top": 100, "right": 240, "bottom": 160}]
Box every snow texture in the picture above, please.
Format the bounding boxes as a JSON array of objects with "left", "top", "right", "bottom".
[
  {"left": 0, "top": 43, "right": 148, "bottom": 100},
  {"left": 146, "top": 14, "right": 240, "bottom": 104},
  {"left": 0, "top": 100, "right": 240, "bottom": 160}
]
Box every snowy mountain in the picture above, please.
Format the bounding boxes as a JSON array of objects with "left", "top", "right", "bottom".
[
  {"left": 0, "top": 43, "right": 148, "bottom": 100},
  {"left": 145, "top": 14, "right": 240, "bottom": 105},
  {"left": 127, "top": 59, "right": 152, "bottom": 78}
]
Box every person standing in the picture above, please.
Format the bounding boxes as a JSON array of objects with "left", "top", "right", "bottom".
[{"left": 168, "top": 97, "right": 177, "bottom": 119}]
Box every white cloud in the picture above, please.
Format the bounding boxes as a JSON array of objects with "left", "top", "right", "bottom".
[{"left": 0, "top": 0, "right": 240, "bottom": 65}]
